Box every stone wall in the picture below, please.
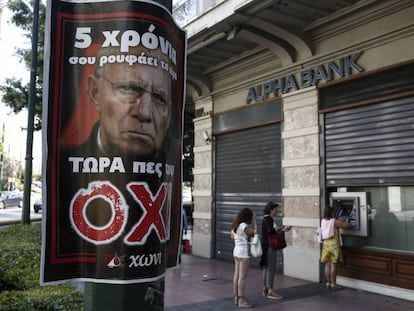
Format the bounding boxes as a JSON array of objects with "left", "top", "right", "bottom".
[
  {"left": 191, "top": 110, "right": 213, "bottom": 258},
  {"left": 281, "top": 86, "right": 321, "bottom": 282}
]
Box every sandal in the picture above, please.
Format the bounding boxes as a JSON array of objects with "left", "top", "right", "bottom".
[
  {"left": 238, "top": 296, "right": 254, "bottom": 308},
  {"left": 326, "top": 282, "right": 331, "bottom": 289},
  {"left": 234, "top": 296, "right": 238, "bottom": 306},
  {"left": 331, "top": 284, "right": 342, "bottom": 289}
]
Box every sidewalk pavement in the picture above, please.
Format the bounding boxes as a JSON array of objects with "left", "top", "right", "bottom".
[{"left": 165, "top": 254, "right": 414, "bottom": 311}]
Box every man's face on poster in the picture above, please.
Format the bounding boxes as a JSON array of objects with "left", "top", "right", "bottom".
[{"left": 88, "top": 49, "right": 172, "bottom": 157}]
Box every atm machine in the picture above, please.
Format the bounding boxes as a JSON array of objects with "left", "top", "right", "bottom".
[{"left": 329, "top": 192, "right": 369, "bottom": 237}]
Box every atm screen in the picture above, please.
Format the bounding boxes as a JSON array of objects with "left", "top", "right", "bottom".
[
  {"left": 333, "top": 198, "right": 356, "bottom": 217},
  {"left": 329, "top": 192, "right": 366, "bottom": 235}
]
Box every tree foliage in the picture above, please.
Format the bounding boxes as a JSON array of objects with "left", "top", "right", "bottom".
[{"left": 0, "top": 0, "right": 46, "bottom": 130}]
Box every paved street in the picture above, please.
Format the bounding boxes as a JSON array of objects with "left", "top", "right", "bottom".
[{"left": 0, "top": 206, "right": 42, "bottom": 225}]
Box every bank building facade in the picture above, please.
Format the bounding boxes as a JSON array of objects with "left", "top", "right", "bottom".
[{"left": 173, "top": 0, "right": 414, "bottom": 301}]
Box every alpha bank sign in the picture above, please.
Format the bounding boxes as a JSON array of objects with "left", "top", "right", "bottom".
[{"left": 246, "top": 51, "right": 364, "bottom": 104}]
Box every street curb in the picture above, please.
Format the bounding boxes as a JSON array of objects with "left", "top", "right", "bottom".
[{"left": 0, "top": 217, "right": 42, "bottom": 226}]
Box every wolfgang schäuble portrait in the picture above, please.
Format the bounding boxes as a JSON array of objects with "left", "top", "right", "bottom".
[{"left": 75, "top": 43, "right": 176, "bottom": 160}]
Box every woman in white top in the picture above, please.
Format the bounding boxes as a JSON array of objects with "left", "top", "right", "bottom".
[{"left": 231, "top": 207, "right": 257, "bottom": 308}]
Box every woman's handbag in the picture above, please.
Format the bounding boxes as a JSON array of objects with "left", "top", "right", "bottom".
[
  {"left": 250, "top": 233, "right": 263, "bottom": 257},
  {"left": 268, "top": 231, "right": 286, "bottom": 250}
]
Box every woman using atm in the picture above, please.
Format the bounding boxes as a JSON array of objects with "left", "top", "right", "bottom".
[{"left": 320, "top": 206, "right": 350, "bottom": 289}]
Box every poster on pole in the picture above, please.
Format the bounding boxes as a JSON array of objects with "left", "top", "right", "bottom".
[{"left": 41, "top": 0, "right": 186, "bottom": 284}]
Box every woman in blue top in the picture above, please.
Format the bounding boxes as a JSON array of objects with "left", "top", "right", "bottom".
[{"left": 231, "top": 207, "right": 257, "bottom": 308}]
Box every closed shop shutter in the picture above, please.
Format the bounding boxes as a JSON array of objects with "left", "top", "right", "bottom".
[
  {"left": 320, "top": 62, "right": 414, "bottom": 111},
  {"left": 324, "top": 96, "right": 414, "bottom": 186},
  {"left": 214, "top": 123, "right": 282, "bottom": 262}
]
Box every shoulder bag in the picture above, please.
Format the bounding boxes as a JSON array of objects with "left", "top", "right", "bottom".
[
  {"left": 236, "top": 232, "right": 263, "bottom": 257},
  {"left": 268, "top": 231, "right": 286, "bottom": 250},
  {"left": 249, "top": 233, "right": 263, "bottom": 257}
]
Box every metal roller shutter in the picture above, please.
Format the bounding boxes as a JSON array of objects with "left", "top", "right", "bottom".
[
  {"left": 324, "top": 96, "right": 414, "bottom": 186},
  {"left": 320, "top": 62, "right": 414, "bottom": 111},
  {"left": 214, "top": 123, "right": 282, "bottom": 263}
]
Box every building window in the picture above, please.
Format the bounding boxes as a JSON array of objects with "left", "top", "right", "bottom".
[{"left": 341, "top": 186, "right": 414, "bottom": 253}]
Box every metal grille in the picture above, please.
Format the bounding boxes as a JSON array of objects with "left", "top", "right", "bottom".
[
  {"left": 324, "top": 96, "right": 414, "bottom": 186},
  {"left": 214, "top": 123, "right": 282, "bottom": 262},
  {"left": 320, "top": 63, "right": 414, "bottom": 111}
]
